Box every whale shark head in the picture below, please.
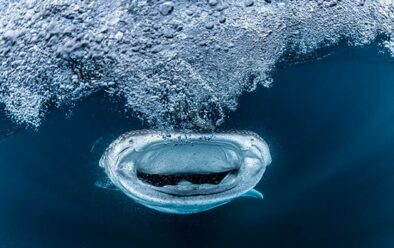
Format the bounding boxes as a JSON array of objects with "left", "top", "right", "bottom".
[{"left": 99, "top": 130, "right": 271, "bottom": 214}]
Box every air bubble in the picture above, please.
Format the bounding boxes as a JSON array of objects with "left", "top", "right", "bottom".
[
  {"left": 245, "top": 0, "right": 254, "bottom": 7},
  {"left": 159, "top": 2, "right": 174, "bottom": 16}
]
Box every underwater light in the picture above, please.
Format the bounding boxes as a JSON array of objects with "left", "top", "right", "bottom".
[{"left": 99, "top": 130, "right": 271, "bottom": 214}]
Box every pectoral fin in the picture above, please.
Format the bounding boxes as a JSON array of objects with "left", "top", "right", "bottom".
[
  {"left": 241, "top": 189, "right": 264, "bottom": 199},
  {"left": 95, "top": 177, "right": 118, "bottom": 191}
]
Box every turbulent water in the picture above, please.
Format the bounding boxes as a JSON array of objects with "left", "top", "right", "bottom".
[{"left": 0, "top": 0, "right": 393, "bottom": 129}]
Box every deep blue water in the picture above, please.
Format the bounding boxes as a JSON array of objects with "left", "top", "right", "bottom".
[{"left": 0, "top": 45, "right": 394, "bottom": 248}]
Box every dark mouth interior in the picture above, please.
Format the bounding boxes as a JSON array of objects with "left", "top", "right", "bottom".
[{"left": 137, "top": 170, "right": 237, "bottom": 187}]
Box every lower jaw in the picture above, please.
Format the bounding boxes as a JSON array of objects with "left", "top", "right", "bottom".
[
  {"left": 143, "top": 199, "right": 232, "bottom": 214},
  {"left": 116, "top": 170, "right": 256, "bottom": 214}
]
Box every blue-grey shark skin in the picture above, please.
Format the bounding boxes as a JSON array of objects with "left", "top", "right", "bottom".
[{"left": 99, "top": 130, "right": 272, "bottom": 214}]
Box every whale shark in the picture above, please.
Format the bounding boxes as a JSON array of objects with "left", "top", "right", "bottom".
[{"left": 99, "top": 130, "right": 272, "bottom": 214}]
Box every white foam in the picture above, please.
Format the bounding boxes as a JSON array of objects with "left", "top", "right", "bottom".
[{"left": 0, "top": 0, "right": 393, "bottom": 128}]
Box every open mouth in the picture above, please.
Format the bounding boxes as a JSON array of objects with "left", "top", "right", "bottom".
[
  {"left": 100, "top": 130, "right": 271, "bottom": 213},
  {"left": 130, "top": 140, "right": 243, "bottom": 196},
  {"left": 137, "top": 169, "right": 238, "bottom": 187}
]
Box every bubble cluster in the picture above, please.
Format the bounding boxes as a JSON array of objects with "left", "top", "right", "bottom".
[{"left": 0, "top": 0, "right": 393, "bottom": 129}]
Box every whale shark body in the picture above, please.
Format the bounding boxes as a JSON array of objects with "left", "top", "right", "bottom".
[{"left": 99, "top": 130, "right": 272, "bottom": 214}]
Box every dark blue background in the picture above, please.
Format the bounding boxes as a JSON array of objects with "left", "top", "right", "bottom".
[{"left": 0, "top": 44, "right": 393, "bottom": 248}]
